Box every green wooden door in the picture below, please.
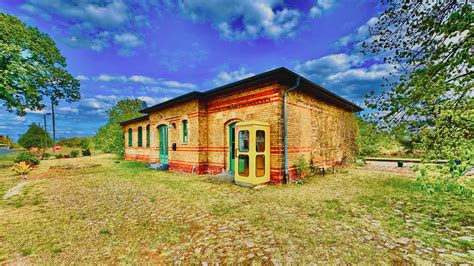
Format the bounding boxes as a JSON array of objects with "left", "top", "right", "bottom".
[
  {"left": 229, "top": 123, "right": 236, "bottom": 172},
  {"left": 159, "top": 125, "right": 168, "bottom": 164}
]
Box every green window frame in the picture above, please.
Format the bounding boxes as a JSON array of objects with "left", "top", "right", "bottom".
[
  {"left": 182, "top": 120, "right": 188, "bottom": 144},
  {"left": 128, "top": 128, "right": 132, "bottom": 147},
  {"left": 146, "top": 125, "right": 150, "bottom": 148},
  {"left": 137, "top": 126, "right": 143, "bottom": 147}
]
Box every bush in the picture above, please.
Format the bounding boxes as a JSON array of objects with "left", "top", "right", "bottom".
[
  {"left": 11, "top": 161, "right": 31, "bottom": 178},
  {"left": 295, "top": 155, "right": 310, "bottom": 178},
  {"left": 64, "top": 154, "right": 71, "bottom": 158},
  {"left": 415, "top": 156, "right": 473, "bottom": 197},
  {"left": 82, "top": 148, "right": 91, "bottom": 156},
  {"left": 14, "top": 151, "right": 40, "bottom": 165},
  {"left": 55, "top": 154, "right": 64, "bottom": 159},
  {"left": 70, "top": 150, "right": 79, "bottom": 158},
  {"left": 41, "top": 152, "right": 51, "bottom": 160},
  {"left": 17, "top": 124, "right": 54, "bottom": 149}
]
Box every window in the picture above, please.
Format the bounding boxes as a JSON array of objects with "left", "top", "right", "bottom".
[
  {"left": 238, "top": 155, "right": 249, "bottom": 176},
  {"left": 256, "top": 130, "right": 265, "bottom": 152},
  {"left": 137, "top": 126, "right": 143, "bottom": 147},
  {"left": 238, "top": 130, "right": 249, "bottom": 152},
  {"left": 182, "top": 120, "right": 188, "bottom": 144},
  {"left": 128, "top": 128, "right": 132, "bottom": 147},
  {"left": 146, "top": 125, "right": 150, "bottom": 148},
  {"left": 256, "top": 155, "right": 265, "bottom": 177}
]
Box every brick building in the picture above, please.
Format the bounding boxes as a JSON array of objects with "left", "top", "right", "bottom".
[{"left": 121, "top": 67, "right": 362, "bottom": 185}]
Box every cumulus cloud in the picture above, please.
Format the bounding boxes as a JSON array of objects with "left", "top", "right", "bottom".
[
  {"left": 177, "top": 0, "right": 301, "bottom": 40},
  {"left": 295, "top": 53, "right": 394, "bottom": 101},
  {"left": 20, "top": 0, "right": 150, "bottom": 55},
  {"left": 212, "top": 67, "right": 255, "bottom": 86},
  {"left": 137, "top": 96, "right": 171, "bottom": 106},
  {"left": 92, "top": 74, "right": 198, "bottom": 91},
  {"left": 161, "top": 80, "right": 197, "bottom": 89},
  {"left": 113, "top": 33, "right": 143, "bottom": 47},
  {"left": 336, "top": 17, "right": 378, "bottom": 47},
  {"left": 76, "top": 75, "right": 89, "bottom": 81},
  {"left": 310, "top": 0, "right": 337, "bottom": 18}
]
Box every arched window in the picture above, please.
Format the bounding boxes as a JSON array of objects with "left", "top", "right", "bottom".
[
  {"left": 128, "top": 128, "right": 132, "bottom": 147},
  {"left": 182, "top": 120, "right": 188, "bottom": 144},
  {"left": 146, "top": 125, "right": 150, "bottom": 148},
  {"left": 137, "top": 126, "right": 143, "bottom": 147}
]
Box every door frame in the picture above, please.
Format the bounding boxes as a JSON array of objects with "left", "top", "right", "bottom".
[
  {"left": 158, "top": 125, "right": 169, "bottom": 164},
  {"left": 228, "top": 123, "right": 237, "bottom": 172}
]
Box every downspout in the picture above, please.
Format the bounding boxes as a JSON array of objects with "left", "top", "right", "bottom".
[{"left": 283, "top": 76, "right": 301, "bottom": 184}]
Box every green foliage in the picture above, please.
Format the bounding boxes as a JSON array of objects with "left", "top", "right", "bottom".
[
  {"left": 58, "top": 137, "right": 93, "bottom": 148},
  {"left": 415, "top": 156, "right": 473, "bottom": 198},
  {"left": 17, "top": 124, "right": 54, "bottom": 149},
  {"left": 357, "top": 118, "right": 400, "bottom": 157},
  {"left": 364, "top": 3, "right": 473, "bottom": 161},
  {"left": 95, "top": 123, "right": 125, "bottom": 157},
  {"left": 41, "top": 152, "right": 51, "bottom": 160},
  {"left": 79, "top": 139, "right": 89, "bottom": 150},
  {"left": 95, "top": 99, "right": 144, "bottom": 158},
  {"left": 10, "top": 161, "right": 31, "bottom": 177},
  {"left": 14, "top": 151, "right": 40, "bottom": 165},
  {"left": 107, "top": 99, "right": 145, "bottom": 123},
  {"left": 0, "top": 13, "right": 80, "bottom": 116},
  {"left": 55, "top": 154, "right": 64, "bottom": 159},
  {"left": 70, "top": 150, "right": 79, "bottom": 158},
  {"left": 295, "top": 155, "right": 309, "bottom": 173}
]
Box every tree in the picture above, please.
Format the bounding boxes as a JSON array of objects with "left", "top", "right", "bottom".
[
  {"left": 95, "top": 99, "right": 145, "bottom": 157},
  {"left": 0, "top": 13, "right": 80, "bottom": 116},
  {"left": 107, "top": 99, "right": 145, "bottom": 123},
  {"left": 363, "top": 1, "right": 473, "bottom": 160},
  {"left": 18, "top": 124, "right": 54, "bottom": 149},
  {"left": 357, "top": 117, "right": 401, "bottom": 157}
]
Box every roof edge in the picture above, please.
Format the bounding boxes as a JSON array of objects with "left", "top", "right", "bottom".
[{"left": 119, "top": 115, "right": 149, "bottom": 126}]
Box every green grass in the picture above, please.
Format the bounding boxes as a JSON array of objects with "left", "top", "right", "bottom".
[{"left": 0, "top": 153, "right": 472, "bottom": 264}]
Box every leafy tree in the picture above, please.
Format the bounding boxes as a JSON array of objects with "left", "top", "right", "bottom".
[
  {"left": 363, "top": 1, "right": 473, "bottom": 160},
  {"left": 357, "top": 118, "right": 400, "bottom": 157},
  {"left": 95, "top": 99, "right": 145, "bottom": 157},
  {"left": 18, "top": 124, "right": 54, "bottom": 149},
  {"left": 0, "top": 13, "right": 80, "bottom": 116}
]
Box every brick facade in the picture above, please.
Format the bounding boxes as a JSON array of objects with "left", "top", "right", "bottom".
[{"left": 122, "top": 68, "right": 360, "bottom": 184}]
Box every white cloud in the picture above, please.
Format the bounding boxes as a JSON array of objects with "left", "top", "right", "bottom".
[
  {"left": 310, "top": 0, "right": 337, "bottom": 18},
  {"left": 336, "top": 17, "right": 378, "bottom": 47},
  {"left": 57, "top": 107, "right": 79, "bottom": 113},
  {"left": 22, "top": 0, "right": 129, "bottom": 29},
  {"left": 178, "top": 0, "right": 301, "bottom": 40},
  {"left": 129, "top": 75, "right": 155, "bottom": 84},
  {"left": 76, "top": 75, "right": 89, "bottom": 81},
  {"left": 295, "top": 53, "right": 395, "bottom": 99},
  {"left": 161, "top": 80, "right": 197, "bottom": 89},
  {"left": 93, "top": 75, "right": 197, "bottom": 90},
  {"left": 114, "top": 33, "right": 143, "bottom": 47},
  {"left": 137, "top": 96, "right": 171, "bottom": 106},
  {"left": 212, "top": 67, "right": 255, "bottom": 86}
]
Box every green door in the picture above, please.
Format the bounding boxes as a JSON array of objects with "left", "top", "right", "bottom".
[
  {"left": 159, "top": 125, "right": 168, "bottom": 164},
  {"left": 229, "top": 123, "right": 236, "bottom": 172}
]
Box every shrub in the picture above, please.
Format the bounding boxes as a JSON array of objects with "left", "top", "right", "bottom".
[
  {"left": 70, "top": 150, "right": 79, "bottom": 158},
  {"left": 17, "top": 124, "right": 54, "bottom": 149},
  {"left": 11, "top": 161, "right": 31, "bottom": 178},
  {"left": 295, "top": 155, "right": 310, "bottom": 178},
  {"left": 64, "top": 154, "right": 71, "bottom": 158},
  {"left": 415, "top": 156, "right": 473, "bottom": 197},
  {"left": 82, "top": 148, "right": 91, "bottom": 156},
  {"left": 41, "top": 152, "right": 51, "bottom": 160},
  {"left": 55, "top": 154, "right": 64, "bottom": 159},
  {"left": 14, "top": 151, "right": 40, "bottom": 165}
]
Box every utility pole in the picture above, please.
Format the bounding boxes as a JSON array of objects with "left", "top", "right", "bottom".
[
  {"left": 43, "top": 113, "right": 51, "bottom": 148},
  {"left": 51, "top": 98, "right": 56, "bottom": 145}
]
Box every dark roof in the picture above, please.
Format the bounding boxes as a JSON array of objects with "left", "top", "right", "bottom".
[
  {"left": 126, "top": 67, "right": 362, "bottom": 123},
  {"left": 119, "top": 115, "right": 149, "bottom": 126}
]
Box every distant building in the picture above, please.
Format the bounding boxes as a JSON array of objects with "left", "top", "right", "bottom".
[{"left": 121, "top": 68, "right": 362, "bottom": 186}]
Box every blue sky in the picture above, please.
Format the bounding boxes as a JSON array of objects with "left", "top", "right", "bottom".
[{"left": 0, "top": 0, "right": 392, "bottom": 140}]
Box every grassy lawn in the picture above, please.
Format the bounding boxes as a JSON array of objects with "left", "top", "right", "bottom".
[{"left": 0, "top": 154, "right": 472, "bottom": 264}]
